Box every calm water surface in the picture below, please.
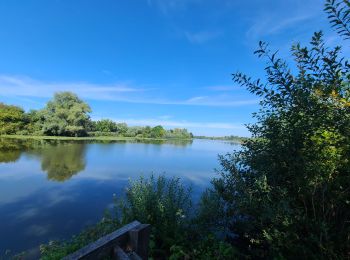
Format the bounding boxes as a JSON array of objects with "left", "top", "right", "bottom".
[{"left": 0, "top": 138, "right": 239, "bottom": 254}]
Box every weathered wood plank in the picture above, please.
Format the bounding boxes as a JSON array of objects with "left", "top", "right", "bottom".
[{"left": 63, "top": 220, "right": 141, "bottom": 260}]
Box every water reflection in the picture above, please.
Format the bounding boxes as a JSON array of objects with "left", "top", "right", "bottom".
[
  {"left": 0, "top": 138, "right": 236, "bottom": 254},
  {"left": 0, "top": 138, "right": 193, "bottom": 181},
  {"left": 0, "top": 138, "right": 32, "bottom": 163},
  {"left": 37, "top": 142, "right": 86, "bottom": 182}
]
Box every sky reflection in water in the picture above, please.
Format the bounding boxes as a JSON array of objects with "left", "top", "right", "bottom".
[{"left": 0, "top": 138, "right": 239, "bottom": 254}]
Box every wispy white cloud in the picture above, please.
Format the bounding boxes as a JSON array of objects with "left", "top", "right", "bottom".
[
  {"left": 186, "top": 96, "right": 207, "bottom": 102},
  {"left": 182, "top": 95, "right": 258, "bottom": 107},
  {"left": 245, "top": 0, "right": 322, "bottom": 40},
  {"left": 0, "top": 75, "right": 258, "bottom": 107},
  {"left": 0, "top": 75, "right": 141, "bottom": 99},
  {"left": 247, "top": 14, "right": 315, "bottom": 40}
]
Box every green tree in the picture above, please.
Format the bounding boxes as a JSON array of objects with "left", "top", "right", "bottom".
[
  {"left": 325, "top": 0, "right": 350, "bottom": 40},
  {"left": 166, "top": 128, "right": 193, "bottom": 139},
  {"left": 151, "top": 125, "right": 166, "bottom": 138},
  {"left": 201, "top": 3, "right": 350, "bottom": 259},
  {"left": 0, "top": 103, "right": 25, "bottom": 134},
  {"left": 142, "top": 126, "right": 152, "bottom": 138},
  {"left": 24, "top": 109, "right": 44, "bottom": 134},
  {"left": 94, "top": 119, "right": 118, "bottom": 132},
  {"left": 116, "top": 123, "right": 128, "bottom": 136},
  {"left": 40, "top": 92, "right": 91, "bottom": 137}
]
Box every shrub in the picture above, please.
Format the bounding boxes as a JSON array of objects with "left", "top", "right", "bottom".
[{"left": 116, "top": 175, "right": 192, "bottom": 258}]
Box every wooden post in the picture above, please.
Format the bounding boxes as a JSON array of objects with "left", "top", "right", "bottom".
[{"left": 128, "top": 224, "right": 151, "bottom": 260}]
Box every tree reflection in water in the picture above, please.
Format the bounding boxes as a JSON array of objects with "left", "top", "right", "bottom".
[
  {"left": 0, "top": 138, "right": 86, "bottom": 181},
  {"left": 38, "top": 141, "right": 86, "bottom": 181},
  {"left": 0, "top": 137, "right": 193, "bottom": 181},
  {"left": 0, "top": 138, "right": 32, "bottom": 163}
]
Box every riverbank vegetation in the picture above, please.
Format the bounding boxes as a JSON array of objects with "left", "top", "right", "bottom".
[
  {"left": 40, "top": 175, "right": 237, "bottom": 260},
  {"left": 18, "top": 0, "right": 350, "bottom": 259},
  {"left": 0, "top": 92, "right": 193, "bottom": 139},
  {"left": 194, "top": 135, "right": 246, "bottom": 143}
]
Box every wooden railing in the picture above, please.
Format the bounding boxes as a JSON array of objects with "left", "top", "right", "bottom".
[{"left": 63, "top": 221, "right": 151, "bottom": 260}]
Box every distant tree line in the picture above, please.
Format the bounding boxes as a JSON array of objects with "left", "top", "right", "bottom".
[
  {"left": 0, "top": 92, "right": 193, "bottom": 139},
  {"left": 194, "top": 135, "right": 246, "bottom": 142}
]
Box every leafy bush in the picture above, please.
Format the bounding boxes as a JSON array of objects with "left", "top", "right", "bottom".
[
  {"left": 37, "top": 174, "right": 244, "bottom": 259},
  {"left": 116, "top": 175, "right": 192, "bottom": 258},
  {"left": 201, "top": 5, "right": 350, "bottom": 259},
  {"left": 169, "top": 235, "right": 239, "bottom": 260}
]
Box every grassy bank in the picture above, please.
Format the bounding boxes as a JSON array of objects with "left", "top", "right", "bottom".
[
  {"left": 0, "top": 134, "right": 193, "bottom": 142},
  {"left": 0, "top": 134, "right": 246, "bottom": 143}
]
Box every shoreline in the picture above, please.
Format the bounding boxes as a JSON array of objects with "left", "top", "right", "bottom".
[
  {"left": 0, "top": 134, "right": 243, "bottom": 143},
  {"left": 0, "top": 134, "right": 191, "bottom": 142}
]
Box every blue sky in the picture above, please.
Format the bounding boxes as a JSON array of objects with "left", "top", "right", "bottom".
[{"left": 0, "top": 0, "right": 344, "bottom": 136}]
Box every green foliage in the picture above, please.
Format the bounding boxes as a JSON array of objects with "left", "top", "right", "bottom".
[
  {"left": 116, "top": 123, "right": 128, "bottom": 135},
  {"left": 169, "top": 235, "right": 239, "bottom": 260},
  {"left": 150, "top": 125, "right": 166, "bottom": 138},
  {"left": 195, "top": 135, "right": 245, "bottom": 143},
  {"left": 40, "top": 92, "right": 91, "bottom": 137},
  {"left": 325, "top": 0, "right": 350, "bottom": 40},
  {"left": 165, "top": 128, "right": 193, "bottom": 139},
  {"left": 38, "top": 174, "right": 240, "bottom": 259},
  {"left": 24, "top": 109, "right": 44, "bottom": 135},
  {"left": 0, "top": 103, "right": 25, "bottom": 134},
  {"left": 40, "top": 213, "right": 120, "bottom": 260},
  {"left": 0, "top": 92, "right": 194, "bottom": 139},
  {"left": 116, "top": 175, "right": 192, "bottom": 258},
  {"left": 202, "top": 16, "right": 350, "bottom": 260},
  {"left": 94, "top": 119, "right": 118, "bottom": 132}
]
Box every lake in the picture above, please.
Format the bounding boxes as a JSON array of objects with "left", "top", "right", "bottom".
[{"left": 0, "top": 137, "right": 240, "bottom": 255}]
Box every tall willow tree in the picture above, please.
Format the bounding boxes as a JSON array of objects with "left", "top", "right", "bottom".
[
  {"left": 40, "top": 92, "right": 91, "bottom": 137},
  {"left": 202, "top": 1, "right": 350, "bottom": 258}
]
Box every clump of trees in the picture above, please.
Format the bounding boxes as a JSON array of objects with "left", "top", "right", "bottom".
[
  {"left": 0, "top": 92, "right": 193, "bottom": 139},
  {"left": 0, "top": 103, "right": 25, "bottom": 134},
  {"left": 0, "top": 92, "right": 92, "bottom": 137}
]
